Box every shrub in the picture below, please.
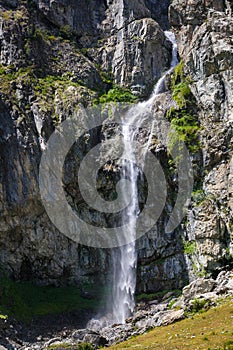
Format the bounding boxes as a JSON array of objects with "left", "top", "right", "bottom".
[
  {"left": 192, "top": 189, "right": 206, "bottom": 204},
  {"left": 60, "top": 25, "right": 73, "bottom": 40},
  {"left": 223, "top": 340, "right": 233, "bottom": 350},
  {"left": 95, "top": 86, "right": 138, "bottom": 104},
  {"left": 183, "top": 241, "right": 196, "bottom": 255},
  {"left": 190, "top": 298, "right": 208, "bottom": 313}
]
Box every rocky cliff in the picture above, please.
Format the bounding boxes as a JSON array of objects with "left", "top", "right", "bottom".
[
  {"left": 169, "top": 0, "right": 233, "bottom": 277},
  {"left": 0, "top": 0, "right": 232, "bottom": 299}
]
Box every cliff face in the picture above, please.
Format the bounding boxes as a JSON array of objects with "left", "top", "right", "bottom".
[
  {"left": 0, "top": 0, "right": 173, "bottom": 289},
  {"left": 0, "top": 0, "right": 232, "bottom": 293},
  {"left": 169, "top": 0, "right": 233, "bottom": 276}
]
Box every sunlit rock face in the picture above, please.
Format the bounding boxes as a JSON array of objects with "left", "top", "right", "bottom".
[{"left": 169, "top": 0, "right": 233, "bottom": 274}]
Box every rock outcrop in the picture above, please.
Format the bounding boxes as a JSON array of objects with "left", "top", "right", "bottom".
[{"left": 169, "top": 0, "right": 233, "bottom": 275}]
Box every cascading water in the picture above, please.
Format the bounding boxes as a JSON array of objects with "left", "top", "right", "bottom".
[
  {"left": 87, "top": 31, "right": 178, "bottom": 329},
  {"left": 110, "top": 31, "right": 179, "bottom": 325}
]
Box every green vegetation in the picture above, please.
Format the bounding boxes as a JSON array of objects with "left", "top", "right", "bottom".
[
  {"left": 0, "top": 64, "right": 96, "bottom": 124},
  {"left": 99, "top": 70, "right": 114, "bottom": 85},
  {"left": 95, "top": 86, "right": 138, "bottom": 104},
  {"left": 192, "top": 189, "right": 206, "bottom": 204},
  {"left": 0, "top": 9, "right": 25, "bottom": 21},
  {"left": 167, "top": 61, "right": 200, "bottom": 153},
  {"left": 33, "top": 74, "right": 82, "bottom": 96},
  {"left": 183, "top": 240, "right": 196, "bottom": 255},
  {"left": 30, "top": 25, "right": 73, "bottom": 43},
  {"left": 170, "top": 61, "right": 191, "bottom": 109},
  {"left": 222, "top": 341, "right": 233, "bottom": 350},
  {"left": 59, "top": 25, "right": 73, "bottom": 40},
  {"left": 168, "top": 299, "right": 179, "bottom": 309},
  {"left": 189, "top": 297, "right": 209, "bottom": 313},
  {"left": 106, "top": 299, "right": 233, "bottom": 350},
  {"left": 136, "top": 290, "right": 181, "bottom": 303},
  {"left": 0, "top": 314, "right": 7, "bottom": 320},
  {"left": 0, "top": 64, "right": 35, "bottom": 93},
  {"left": 0, "top": 273, "right": 31, "bottom": 322},
  {"left": 31, "top": 27, "right": 59, "bottom": 43},
  {"left": 0, "top": 272, "right": 104, "bottom": 323}
]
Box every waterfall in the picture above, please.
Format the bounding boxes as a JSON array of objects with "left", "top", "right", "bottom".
[
  {"left": 87, "top": 31, "right": 178, "bottom": 329},
  {"left": 110, "top": 31, "right": 179, "bottom": 325}
]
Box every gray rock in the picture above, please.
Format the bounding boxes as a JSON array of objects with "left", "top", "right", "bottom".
[
  {"left": 0, "top": 345, "right": 8, "bottom": 350},
  {"left": 169, "top": 0, "right": 233, "bottom": 277},
  {"left": 215, "top": 270, "right": 233, "bottom": 294},
  {"left": 159, "top": 309, "right": 184, "bottom": 326},
  {"left": 182, "top": 278, "right": 216, "bottom": 304}
]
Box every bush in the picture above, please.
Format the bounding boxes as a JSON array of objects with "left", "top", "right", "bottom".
[
  {"left": 60, "top": 25, "right": 73, "bottom": 40},
  {"left": 223, "top": 341, "right": 233, "bottom": 350},
  {"left": 192, "top": 189, "right": 206, "bottom": 204},
  {"left": 190, "top": 298, "right": 208, "bottom": 313},
  {"left": 96, "top": 86, "right": 138, "bottom": 104},
  {"left": 183, "top": 241, "right": 196, "bottom": 255}
]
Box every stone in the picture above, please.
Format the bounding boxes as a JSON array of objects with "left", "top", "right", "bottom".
[
  {"left": 169, "top": 0, "right": 233, "bottom": 278},
  {"left": 182, "top": 278, "right": 216, "bottom": 304},
  {"left": 215, "top": 270, "right": 233, "bottom": 294},
  {"left": 159, "top": 309, "right": 185, "bottom": 326},
  {"left": 162, "top": 291, "right": 175, "bottom": 301}
]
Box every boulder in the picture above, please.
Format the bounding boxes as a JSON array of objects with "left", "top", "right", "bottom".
[
  {"left": 182, "top": 278, "right": 216, "bottom": 304},
  {"left": 215, "top": 270, "right": 233, "bottom": 294},
  {"left": 159, "top": 309, "right": 185, "bottom": 326}
]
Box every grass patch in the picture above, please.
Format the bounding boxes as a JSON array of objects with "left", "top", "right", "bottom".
[
  {"left": 136, "top": 290, "right": 181, "bottom": 303},
  {"left": 105, "top": 299, "right": 233, "bottom": 350},
  {"left": 0, "top": 273, "right": 105, "bottom": 323}
]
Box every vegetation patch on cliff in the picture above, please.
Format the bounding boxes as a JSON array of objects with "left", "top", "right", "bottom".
[
  {"left": 166, "top": 62, "right": 200, "bottom": 153},
  {"left": 94, "top": 86, "right": 138, "bottom": 104}
]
